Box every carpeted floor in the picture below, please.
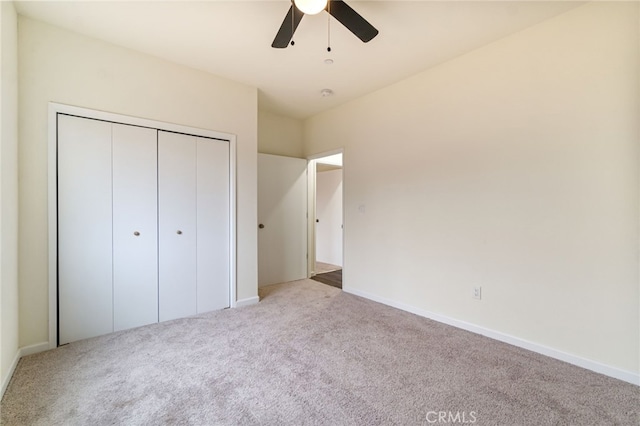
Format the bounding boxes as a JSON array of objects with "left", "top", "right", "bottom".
[{"left": 1, "top": 279, "right": 638, "bottom": 425}]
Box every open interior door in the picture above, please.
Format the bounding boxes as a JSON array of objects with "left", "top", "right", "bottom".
[{"left": 257, "top": 154, "right": 308, "bottom": 287}]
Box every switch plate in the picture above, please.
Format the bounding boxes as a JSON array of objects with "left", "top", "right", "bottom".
[{"left": 473, "top": 286, "right": 482, "bottom": 300}]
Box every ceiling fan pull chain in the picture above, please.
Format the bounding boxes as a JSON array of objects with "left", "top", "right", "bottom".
[
  {"left": 291, "top": 2, "right": 296, "bottom": 46},
  {"left": 327, "top": 1, "right": 332, "bottom": 52}
]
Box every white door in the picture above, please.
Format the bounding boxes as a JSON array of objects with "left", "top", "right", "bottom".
[
  {"left": 196, "top": 138, "right": 230, "bottom": 312},
  {"left": 58, "top": 115, "right": 113, "bottom": 344},
  {"left": 57, "top": 112, "right": 232, "bottom": 344},
  {"left": 112, "top": 124, "right": 158, "bottom": 331},
  {"left": 158, "top": 131, "right": 198, "bottom": 321},
  {"left": 158, "top": 132, "right": 231, "bottom": 318},
  {"left": 258, "top": 154, "right": 308, "bottom": 287}
]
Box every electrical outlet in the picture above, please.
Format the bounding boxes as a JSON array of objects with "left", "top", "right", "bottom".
[{"left": 473, "top": 286, "right": 482, "bottom": 300}]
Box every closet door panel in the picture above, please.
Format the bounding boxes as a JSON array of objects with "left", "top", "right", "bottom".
[
  {"left": 112, "top": 124, "right": 159, "bottom": 331},
  {"left": 158, "top": 131, "right": 197, "bottom": 321},
  {"left": 196, "top": 138, "right": 230, "bottom": 312},
  {"left": 58, "top": 115, "right": 113, "bottom": 344}
]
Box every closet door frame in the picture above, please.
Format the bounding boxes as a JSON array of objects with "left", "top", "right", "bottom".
[{"left": 47, "top": 102, "right": 237, "bottom": 349}]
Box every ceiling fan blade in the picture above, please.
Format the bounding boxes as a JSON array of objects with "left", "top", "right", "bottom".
[
  {"left": 327, "top": 0, "right": 378, "bottom": 43},
  {"left": 272, "top": 4, "right": 305, "bottom": 48}
]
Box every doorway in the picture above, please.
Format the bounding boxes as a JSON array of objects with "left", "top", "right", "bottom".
[{"left": 309, "top": 152, "right": 343, "bottom": 289}]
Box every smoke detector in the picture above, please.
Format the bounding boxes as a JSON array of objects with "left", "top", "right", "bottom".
[{"left": 321, "top": 88, "right": 334, "bottom": 97}]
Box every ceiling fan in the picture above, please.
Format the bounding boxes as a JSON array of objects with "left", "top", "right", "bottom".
[{"left": 272, "top": 0, "right": 379, "bottom": 49}]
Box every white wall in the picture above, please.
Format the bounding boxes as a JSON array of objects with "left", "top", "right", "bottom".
[
  {"left": 18, "top": 17, "right": 258, "bottom": 349},
  {"left": 1, "top": 1, "right": 20, "bottom": 395},
  {"left": 316, "top": 169, "right": 343, "bottom": 267},
  {"left": 304, "top": 2, "right": 639, "bottom": 380},
  {"left": 258, "top": 110, "right": 303, "bottom": 157}
]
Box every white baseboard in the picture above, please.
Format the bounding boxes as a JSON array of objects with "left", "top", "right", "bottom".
[
  {"left": 344, "top": 287, "right": 640, "bottom": 386},
  {"left": 1, "top": 341, "right": 50, "bottom": 399},
  {"left": 1, "top": 350, "right": 21, "bottom": 399},
  {"left": 19, "top": 342, "right": 50, "bottom": 357},
  {"left": 234, "top": 295, "right": 260, "bottom": 308}
]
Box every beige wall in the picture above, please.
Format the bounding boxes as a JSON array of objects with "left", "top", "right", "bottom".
[
  {"left": 258, "top": 110, "right": 303, "bottom": 157},
  {"left": 1, "top": 1, "right": 20, "bottom": 393},
  {"left": 0, "top": 2, "right": 18, "bottom": 396},
  {"left": 304, "top": 2, "right": 639, "bottom": 376},
  {"left": 316, "top": 169, "right": 343, "bottom": 267},
  {"left": 18, "top": 17, "right": 258, "bottom": 348}
]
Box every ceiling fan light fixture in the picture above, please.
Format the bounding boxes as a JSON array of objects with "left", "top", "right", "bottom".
[
  {"left": 272, "top": 0, "right": 378, "bottom": 49},
  {"left": 294, "top": 0, "right": 328, "bottom": 15}
]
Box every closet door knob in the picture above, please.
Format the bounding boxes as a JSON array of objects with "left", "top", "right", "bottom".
[
  {"left": 258, "top": 224, "right": 265, "bottom": 229},
  {"left": 176, "top": 230, "right": 182, "bottom": 235},
  {"left": 133, "top": 231, "right": 140, "bottom": 236}
]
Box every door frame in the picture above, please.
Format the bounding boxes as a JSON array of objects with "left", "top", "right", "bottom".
[
  {"left": 306, "top": 149, "right": 344, "bottom": 279},
  {"left": 47, "top": 102, "right": 237, "bottom": 349}
]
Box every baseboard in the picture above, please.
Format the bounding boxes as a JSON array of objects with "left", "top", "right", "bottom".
[
  {"left": 1, "top": 350, "right": 21, "bottom": 399},
  {"left": 1, "top": 341, "right": 50, "bottom": 399},
  {"left": 234, "top": 295, "right": 260, "bottom": 308},
  {"left": 344, "top": 287, "right": 640, "bottom": 386},
  {"left": 19, "top": 342, "right": 50, "bottom": 357}
]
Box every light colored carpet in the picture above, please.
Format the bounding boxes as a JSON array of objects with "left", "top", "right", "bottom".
[{"left": 1, "top": 279, "right": 638, "bottom": 425}]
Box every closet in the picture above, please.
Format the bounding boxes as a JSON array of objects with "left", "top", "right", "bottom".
[{"left": 57, "top": 114, "right": 230, "bottom": 345}]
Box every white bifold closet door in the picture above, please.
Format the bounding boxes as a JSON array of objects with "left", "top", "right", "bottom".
[
  {"left": 158, "top": 132, "right": 197, "bottom": 322},
  {"left": 58, "top": 115, "right": 230, "bottom": 345},
  {"left": 58, "top": 115, "right": 114, "bottom": 344},
  {"left": 195, "top": 138, "right": 230, "bottom": 313},
  {"left": 112, "top": 124, "right": 158, "bottom": 332},
  {"left": 158, "top": 131, "right": 230, "bottom": 322}
]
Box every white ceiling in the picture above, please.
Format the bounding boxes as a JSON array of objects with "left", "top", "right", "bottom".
[{"left": 15, "top": 1, "right": 583, "bottom": 119}]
